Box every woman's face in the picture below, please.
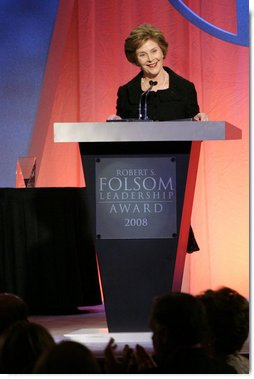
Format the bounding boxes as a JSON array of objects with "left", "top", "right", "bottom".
[{"left": 136, "top": 39, "right": 164, "bottom": 77}]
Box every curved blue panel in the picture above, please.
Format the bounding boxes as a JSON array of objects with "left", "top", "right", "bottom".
[{"left": 168, "top": 0, "right": 249, "bottom": 47}]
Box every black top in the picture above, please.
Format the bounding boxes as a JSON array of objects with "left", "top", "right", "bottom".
[{"left": 116, "top": 66, "right": 200, "bottom": 121}]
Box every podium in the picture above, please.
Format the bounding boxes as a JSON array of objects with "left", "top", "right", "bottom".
[{"left": 54, "top": 121, "right": 241, "bottom": 332}]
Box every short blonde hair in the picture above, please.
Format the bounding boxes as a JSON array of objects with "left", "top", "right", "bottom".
[{"left": 124, "top": 24, "right": 169, "bottom": 65}]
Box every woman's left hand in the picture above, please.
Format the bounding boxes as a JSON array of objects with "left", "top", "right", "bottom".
[{"left": 193, "top": 112, "right": 209, "bottom": 121}]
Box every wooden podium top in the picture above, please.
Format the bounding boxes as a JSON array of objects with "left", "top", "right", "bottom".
[{"left": 54, "top": 121, "right": 242, "bottom": 143}]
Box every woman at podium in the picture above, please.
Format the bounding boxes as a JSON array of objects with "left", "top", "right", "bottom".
[
  {"left": 109, "top": 23, "right": 208, "bottom": 122},
  {"left": 109, "top": 23, "right": 208, "bottom": 252}
]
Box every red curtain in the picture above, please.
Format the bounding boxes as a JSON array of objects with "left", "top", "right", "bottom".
[{"left": 29, "top": 0, "right": 249, "bottom": 298}]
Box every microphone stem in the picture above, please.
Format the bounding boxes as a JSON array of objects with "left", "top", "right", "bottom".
[
  {"left": 138, "top": 91, "right": 146, "bottom": 120},
  {"left": 143, "top": 89, "right": 152, "bottom": 120},
  {"left": 139, "top": 80, "right": 157, "bottom": 120},
  {"left": 144, "top": 81, "right": 157, "bottom": 120}
]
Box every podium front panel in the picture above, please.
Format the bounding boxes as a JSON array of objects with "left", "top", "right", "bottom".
[{"left": 79, "top": 141, "right": 191, "bottom": 332}]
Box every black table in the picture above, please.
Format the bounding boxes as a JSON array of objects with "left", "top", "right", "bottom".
[{"left": 0, "top": 187, "right": 102, "bottom": 314}]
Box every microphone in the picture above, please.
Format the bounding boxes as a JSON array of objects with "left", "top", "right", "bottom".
[{"left": 143, "top": 80, "right": 158, "bottom": 120}]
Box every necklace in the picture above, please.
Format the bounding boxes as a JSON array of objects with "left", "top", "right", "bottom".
[{"left": 142, "top": 71, "right": 168, "bottom": 90}]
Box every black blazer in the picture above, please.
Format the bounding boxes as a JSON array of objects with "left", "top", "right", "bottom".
[{"left": 116, "top": 66, "right": 199, "bottom": 120}]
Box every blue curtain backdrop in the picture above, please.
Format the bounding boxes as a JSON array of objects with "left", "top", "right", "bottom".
[{"left": 0, "top": 0, "right": 59, "bottom": 187}]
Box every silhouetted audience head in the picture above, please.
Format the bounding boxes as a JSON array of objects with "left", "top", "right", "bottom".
[
  {"left": 0, "top": 293, "right": 28, "bottom": 335},
  {"left": 149, "top": 292, "right": 207, "bottom": 357},
  {"left": 33, "top": 340, "right": 101, "bottom": 374},
  {"left": 197, "top": 286, "right": 249, "bottom": 356},
  {"left": 146, "top": 292, "right": 236, "bottom": 373},
  {"left": 0, "top": 320, "right": 55, "bottom": 374}
]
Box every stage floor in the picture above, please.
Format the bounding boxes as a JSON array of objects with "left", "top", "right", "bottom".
[
  {"left": 29, "top": 304, "right": 153, "bottom": 358},
  {"left": 29, "top": 303, "right": 249, "bottom": 359}
]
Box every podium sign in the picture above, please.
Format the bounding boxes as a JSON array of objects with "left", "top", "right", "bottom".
[{"left": 96, "top": 156, "right": 177, "bottom": 239}]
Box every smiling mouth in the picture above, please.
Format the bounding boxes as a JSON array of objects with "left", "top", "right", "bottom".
[{"left": 147, "top": 62, "right": 157, "bottom": 68}]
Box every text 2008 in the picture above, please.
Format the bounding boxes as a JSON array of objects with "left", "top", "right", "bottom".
[{"left": 124, "top": 218, "right": 148, "bottom": 227}]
